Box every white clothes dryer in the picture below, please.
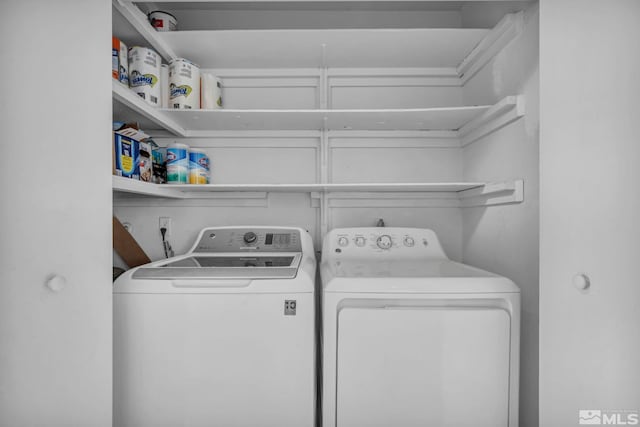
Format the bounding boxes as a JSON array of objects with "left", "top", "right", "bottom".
[
  {"left": 321, "top": 227, "right": 520, "bottom": 427},
  {"left": 114, "top": 226, "right": 316, "bottom": 427}
]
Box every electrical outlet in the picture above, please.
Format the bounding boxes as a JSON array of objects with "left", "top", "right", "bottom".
[{"left": 159, "top": 217, "right": 171, "bottom": 239}]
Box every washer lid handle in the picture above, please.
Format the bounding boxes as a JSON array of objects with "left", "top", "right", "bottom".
[{"left": 171, "top": 279, "right": 252, "bottom": 288}]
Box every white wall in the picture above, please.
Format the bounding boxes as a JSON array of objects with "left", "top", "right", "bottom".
[
  {"left": 0, "top": 1, "right": 112, "bottom": 425},
  {"left": 115, "top": 193, "right": 319, "bottom": 262},
  {"left": 540, "top": 1, "right": 640, "bottom": 426},
  {"left": 461, "top": 4, "right": 539, "bottom": 427}
]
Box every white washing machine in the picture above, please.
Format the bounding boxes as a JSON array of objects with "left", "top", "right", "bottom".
[
  {"left": 321, "top": 227, "right": 520, "bottom": 427},
  {"left": 114, "top": 226, "right": 316, "bottom": 427}
]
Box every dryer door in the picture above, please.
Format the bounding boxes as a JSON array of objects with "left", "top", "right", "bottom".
[{"left": 336, "top": 305, "right": 511, "bottom": 427}]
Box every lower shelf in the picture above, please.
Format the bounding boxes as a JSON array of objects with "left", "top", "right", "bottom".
[{"left": 112, "top": 176, "right": 523, "bottom": 207}]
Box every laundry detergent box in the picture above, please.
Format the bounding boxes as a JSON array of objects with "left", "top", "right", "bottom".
[
  {"left": 113, "top": 124, "right": 150, "bottom": 180},
  {"left": 113, "top": 133, "right": 139, "bottom": 179}
]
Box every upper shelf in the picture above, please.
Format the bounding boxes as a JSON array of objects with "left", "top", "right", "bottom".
[
  {"left": 113, "top": 0, "right": 524, "bottom": 72},
  {"left": 157, "top": 29, "right": 489, "bottom": 69},
  {"left": 112, "top": 79, "right": 524, "bottom": 136}
]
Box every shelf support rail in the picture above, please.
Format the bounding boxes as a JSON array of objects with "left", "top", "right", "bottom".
[
  {"left": 319, "top": 125, "right": 330, "bottom": 238},
  {"left": 319, "top": 51, "right": 330, "bottom": 238},
  {"left": 458, "top": 95, "right": 525, "bottom": 147},
  {"left": 457, "top": 12, "right": 525, "bottom": 84},
  {"left": 458, "top": 180, "right": 524, "bottom": 208}
]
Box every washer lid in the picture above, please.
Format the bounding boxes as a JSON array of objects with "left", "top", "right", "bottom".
[{"left": 132, "top": 253, "right": 301, "bottom": 280}]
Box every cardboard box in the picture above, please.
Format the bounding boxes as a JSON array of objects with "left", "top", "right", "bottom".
[
  {"left": 113, "top": 133, "right": 139, "bottom": 179},
  {"left": 112, "top": 124, "right": 151, "bottom": 180},
  {"left": 113, "top": 216, "right": 151, "bottom": 268}
]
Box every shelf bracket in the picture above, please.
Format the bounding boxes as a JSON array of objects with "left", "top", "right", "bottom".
[
  {"left": 458, "top": 95, "right": 525, "bottom": 147},
  {"left": 310, "top": 192, "right": 322, "bottom": 209},
  {"left": 178, "top": 192, "right": 268, "bottom": 200},
  {"left": 458, "top": 180, "right": 524, "bottom": 208},
  {"left": 457, "top": 12, "right": 525, "bottom": 84}
]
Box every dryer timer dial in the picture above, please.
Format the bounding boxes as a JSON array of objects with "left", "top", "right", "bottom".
[{"left": 376, "top": 235, "right": 393, "bottom": 249}]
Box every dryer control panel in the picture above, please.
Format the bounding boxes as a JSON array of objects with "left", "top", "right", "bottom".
[
  {"left": 193, "top": 227, "right": 302, "bottom": 253},
  {"left": 325, "top": 227, "right": 448, "bottom": 260}
]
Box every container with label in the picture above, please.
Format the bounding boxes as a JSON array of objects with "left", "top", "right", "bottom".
[
  {"left": 128, "top": 46, "right": 161, "bottom": 106},
  {"left": 118, "top": 40, "right": 129, "bottom": 85},
  {"left": 152, "top": 147, "right": 166, "bottom": 184},
  {"left": 149, "top": 11, "right": 177, "bottom": 32},
  {"left": 139, "top": 141, "right": 152, "bottom": 182},
  {"left": 112, "top": 37, "right": 120, "bottom": 80},
  {"left": 160, "top": 64, "right": 169, "bottom": 108},
  {"left": 201, "top": 73, "right": 222, "bottom": 109},
  {"left": 166, "top": 142, "right": 189, "bottom": 184},
  {"left": 169, "top": 58, "right": 200, "bottom": 109},
  {"left": 189, "top": 149, "right": 210, "bottom": 184}
]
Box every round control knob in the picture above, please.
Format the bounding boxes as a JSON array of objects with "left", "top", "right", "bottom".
[
  {"left": 243, "top": 232, "right": 257, "bottom": 244},
  {"left": 46, "top": 275, "right": 66, "bottom": 292},
  {"left": 573, "top": 273, "right": 591, "bottom": 290},
  {"left": 338, "top": 237, "right": 349, "bottom": 247},
  {"left": 403, "top": 236, "right": 415, "bottom": 247},
  {"left": 355, "top": 236, "right": 366, "bottom": 247},
  {"left": 376, "top": 235, "right": 393, "bottom": 250}
]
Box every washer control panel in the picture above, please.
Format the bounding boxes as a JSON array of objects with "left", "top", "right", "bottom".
[
  {"left": 325, "top": 227, "right": 447, "bottom": 259},
  {"left": 194, "top": 228, "right": 302, "bottom": 253}
]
